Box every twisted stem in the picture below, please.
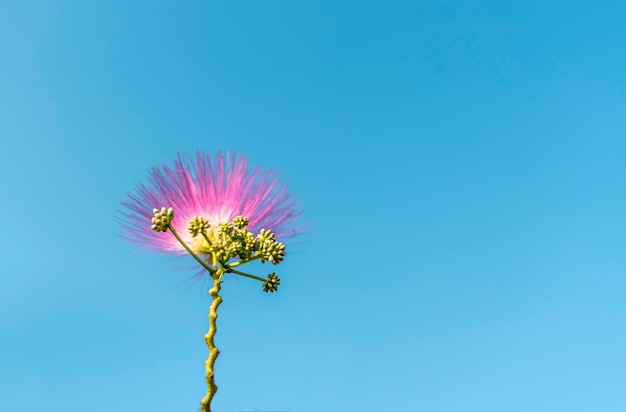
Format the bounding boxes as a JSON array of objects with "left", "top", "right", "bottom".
[{"left": 200, "top": 270, "right": 223, "bottom": 412}]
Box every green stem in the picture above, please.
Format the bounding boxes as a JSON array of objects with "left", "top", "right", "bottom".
[
  {"left": 224, "top": 266, "right": 267, "bottom": 282},
  {"left": 225, "top": 253, "right": 262, "bottom": 268},
  {"left": 200, "top": 271, "right": 223, "bottom": 412},
  {"left": 167, "top": 224, "right": 216, "bottom": 275},
  {"left": 202, "top": 232, "right": 213, "bottom": 247}
]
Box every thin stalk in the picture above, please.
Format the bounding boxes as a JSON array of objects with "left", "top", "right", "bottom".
[
  {"left": 224, "top": 266, "right": 267, "bottom": 282},
  {"left": 202, "top": 232, "right": 213, "bottom": 247},
  {"left": 226, "top": 253, "right": 262, "bottom": 268}
]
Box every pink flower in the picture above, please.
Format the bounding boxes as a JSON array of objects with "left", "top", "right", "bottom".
[{"left": 117, "top": 151, "right": 307, "bottom": 254}]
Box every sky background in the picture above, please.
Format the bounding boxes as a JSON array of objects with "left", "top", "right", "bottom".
[{"left": 1, "top": 1, "right": 625, "bottom": 411}]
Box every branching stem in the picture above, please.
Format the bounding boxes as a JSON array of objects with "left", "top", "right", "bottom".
[{"left": 167, "top": 224, "right": 216, "bottom": 275}]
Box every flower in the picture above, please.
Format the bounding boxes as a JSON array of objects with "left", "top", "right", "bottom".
[{"left": 117, "top": 151, "right": 307, "bottom": 255}]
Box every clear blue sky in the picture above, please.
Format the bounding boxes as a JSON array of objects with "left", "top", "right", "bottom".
[{"left": 1, "top": 1, "right": 625, "bottom": 411}]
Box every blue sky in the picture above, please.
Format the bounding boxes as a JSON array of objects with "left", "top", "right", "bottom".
[{"left": 1, "top": 1, "right": 625, "bottom": 411}]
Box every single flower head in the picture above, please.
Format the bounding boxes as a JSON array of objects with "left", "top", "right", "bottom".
[
  {"left": 262, "top": 273, "right": 281, "bottom": 293},
  {"left": 151, "top": 207, "right": 174, "bottom": 232},
  {"left": 117, "top": 151, "right": 308, "bottom": 258}
]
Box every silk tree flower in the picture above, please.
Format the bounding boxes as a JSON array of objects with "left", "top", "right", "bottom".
[
  {"left": 117, "top": 150, "right": 308, "bottom": 412},
  {"left": 118, "top": 150, "right": 306, "bottom": 255}
]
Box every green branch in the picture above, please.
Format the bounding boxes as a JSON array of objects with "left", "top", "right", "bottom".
[
  {"left": 167, "top": 224, "right": 216, "bottom": 275},
  {"left": 224, "top": 266, "right": 267, "bottom": 282}
]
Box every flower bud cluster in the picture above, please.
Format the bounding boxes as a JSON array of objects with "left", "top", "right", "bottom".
[
  {"left": 262, "top": 273, "right": 281, "bottom": 293},
  {"left": 187, "top": 215, "right": 286, "bottom": 265},
  {"left": 151, "top": 207, "right": 174, "bottom": 232},
  {"left": 232, "top": 216, "right": 249, "bottom": 229},
  {"left": 260, "top": 240, "right": 286, "bottom": 264},
  {"left": 188, "top": 216, "right": 210, "bottom": 237}
]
